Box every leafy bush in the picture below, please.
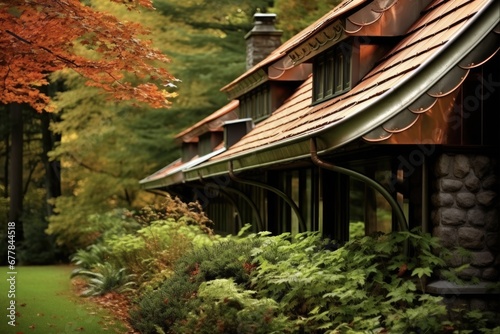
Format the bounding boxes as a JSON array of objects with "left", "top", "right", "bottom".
[
  {"left": 69, "top": 196, "right": 217, "bottom": 289},
  {"left": 106, "top": 218, "right": 216, "bottom": 290},
  {"left": 131, "top": 229, "right": 500, "bottom": 333},
  {"left": 130, "top": 236, "right": 264, "bottom": 333},
  {"left": 71, "top": 262, "right": 136, "bottom": 297},
  {"left": 70, "top": 244, "right": 110, "bottom": 270},
  {"left": 250, "top": 230, "right": 448, "bottom": 333},
  {"left": 174, "top": 279, "right": 290, "bottom": 334},
  {"left": 133, "top": 194, "right": 214, "bottom": 235}
]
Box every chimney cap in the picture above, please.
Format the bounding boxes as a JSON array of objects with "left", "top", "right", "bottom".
[
  {"left": 246, "top": 12, "right": 280, "bottom": 36},
  {"left": 253, "top": 13, "right": 277, "bottom": 22}
]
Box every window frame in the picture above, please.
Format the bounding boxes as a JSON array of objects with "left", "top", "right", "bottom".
[
  {"left": 240, "top": 83, "right": 271, "bottom": 123},
  {"left": 312, "top": 42, "right": 353, "bottom": 104}
]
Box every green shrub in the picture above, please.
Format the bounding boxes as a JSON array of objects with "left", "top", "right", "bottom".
[
  {"left": 131, "top": 229, "right": 489, "bottom": 334},
  {"left": 133, "top": 194, "right": 214, "bottom": 235},
  {"left": 70, "top": 198, "right": 217, "bottom": 293},
  {"left": 70, "top": 244, "right": 110, "bottom": 270},
  {"left": 130, "top": 236, "right": 265, "bottom": 333},
  {"left": 129, "top": 270, "right": 201, "bottom": 334},
  {"left": 106, "top": 219, "right": 214, "bottom": 290},
  {"left": 173, "top": 279, "right": 291, "bottom": 334},
  {"left": 71, "top": 262, "right": 136, "bottom": 297}
]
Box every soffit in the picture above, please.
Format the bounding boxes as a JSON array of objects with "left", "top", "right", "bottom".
[{"left": 186, "top": 0, "right": 497, "bottom": 179}]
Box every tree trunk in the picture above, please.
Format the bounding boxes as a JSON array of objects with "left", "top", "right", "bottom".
[
  {"left": 3, "top": 125, "right": 9, "bottom": 197},
  {"left": 9, "top": 103, "right": 24, "bottom": 243},
  {"left": 41, "top": 111, "right": 61, "bottom": 217}
]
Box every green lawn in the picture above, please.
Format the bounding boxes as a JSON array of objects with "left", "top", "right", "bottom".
[{"left": 0, "top": 265, "right": 129, "bottom": 334}]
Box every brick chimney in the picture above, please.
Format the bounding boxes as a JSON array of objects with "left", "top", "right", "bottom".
[{"left": 245, "top": 13, "right": 282, "bottom": 70}]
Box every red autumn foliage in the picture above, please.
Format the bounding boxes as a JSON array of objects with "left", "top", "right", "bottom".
[{"left": 0, "top": 0, "right": 177, "bottom": 112}]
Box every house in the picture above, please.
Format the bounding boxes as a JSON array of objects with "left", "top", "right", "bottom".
[{"left": 141, "top": 0, "right": 499, "bottom": 312}]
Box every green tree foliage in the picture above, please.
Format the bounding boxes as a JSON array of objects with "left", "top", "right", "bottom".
[
  {"left": 46, "top": 70, "right": 173, "bottom": 249},
  {"left": 5, "top": 0, "right": 344, "bottom": 254},
  {"left": 273, "top": 0, "right": 343, "bottom": 41},
  {"left": 0, "top": 106, "right": 62, "bottom": 264},
  {"left": 45, "top": 0, "right": 273, "bottom": 250}
]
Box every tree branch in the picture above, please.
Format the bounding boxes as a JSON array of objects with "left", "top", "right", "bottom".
[
  {"left": 66, "top": 152, "right": 119, "bottom": 178},
  {"left": 5, "top": 29, "right": 79, "bottom": 67}
]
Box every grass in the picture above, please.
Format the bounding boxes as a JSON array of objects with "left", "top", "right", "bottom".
[{"left": 0, "top": 265, "right": 129, "bottom": 334}]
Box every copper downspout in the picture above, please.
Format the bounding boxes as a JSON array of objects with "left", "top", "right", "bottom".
[
  {"left": 228, "top": 161, "right": 306, "bottom": 232},
  {"left": 310, "top": 137, "right": 408, "bottom": 232}
]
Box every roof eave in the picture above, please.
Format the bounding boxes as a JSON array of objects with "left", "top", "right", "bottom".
[{"left": 184, "top": 0, "right": 498, "bottom": 182}]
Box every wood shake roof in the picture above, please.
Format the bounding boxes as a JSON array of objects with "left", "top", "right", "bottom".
[
  {"left": 140, "top": 0, "right": 499, "bottom": 188},
  {"left": 192, "top": 0, "right": 498, "bottom": 178}
]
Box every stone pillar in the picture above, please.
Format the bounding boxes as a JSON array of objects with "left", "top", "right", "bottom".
[{"left": 429, "top": 153, "right": 499, "bottom": 313}]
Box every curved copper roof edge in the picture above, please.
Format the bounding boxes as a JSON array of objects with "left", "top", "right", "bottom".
[
  {"left": 183, "top": 1, "right": 498, "bottom": 180},
  {"left": 363, "top": 27, "right": 500, "bottom": 142}
]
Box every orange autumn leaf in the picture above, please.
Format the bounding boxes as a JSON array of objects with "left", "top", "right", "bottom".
[
  {"left": 397, "top": 263, "right": 408, "bottom": 277},
  {"left": 0, "top": 0, "right": 177, "bottom": 112}
]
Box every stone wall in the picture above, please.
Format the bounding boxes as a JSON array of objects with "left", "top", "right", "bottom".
[
  {"left": 430, "top": 153, "right": 499, "bottom": 317},
  {"left": 432, "top": 153, "right": 499, "bottom": 282}
]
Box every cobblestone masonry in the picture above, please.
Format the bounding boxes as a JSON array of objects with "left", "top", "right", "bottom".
[
  {"left": 432, "top": 153, "right": 499, "bottom": 282},
  {"left": 429, "top": 153, "right": 500, "bottom": 317}
]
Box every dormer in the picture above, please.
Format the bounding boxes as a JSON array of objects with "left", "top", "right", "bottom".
[
  {"left": 224, "top": 118, "right": 253, "bottom": 148},
  {"left": 181, "top": 140, "right": 198, "bottom": 163},
  {"left": 287, "top": 0, "right": 434, "bottom": 104},
  {"left": 175, "top": 100, "right": 239, "bottom": 160},
  {"left": 222, "top": 13, "right": 313, "bottom": 124}
]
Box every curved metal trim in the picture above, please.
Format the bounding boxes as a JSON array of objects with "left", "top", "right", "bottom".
[
  {"left": 223, "top": 187, "right": 265, "bottom": 231},
  {"left": 228, "top": 161, "right": 306, "bottom": 233},
  {"left": 187, "top": 184, "right": 243, "bottom": 232},
  {"left": 362, "top": 127, "right": 393, "bottom": 142},
  {"left": 195, "top": 173, "right": 265, "bottom": 231},
  {"left": 310, "top": 137, "right": 408, "bottom": 233}
]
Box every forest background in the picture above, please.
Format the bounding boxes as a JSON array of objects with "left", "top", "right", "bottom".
[{"left": 0, "top": 0, "right": 340, "bottom": 264}]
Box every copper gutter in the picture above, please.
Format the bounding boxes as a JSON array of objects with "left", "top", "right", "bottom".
[
  {"left": 228, "top": 161, "right": 306, "bottom": 232},
  {"left": 310, "top": 137, "right": 408, "bottom": 232},
  {"left": 184, "top": 0, "right": 498, "bottom": 182}
]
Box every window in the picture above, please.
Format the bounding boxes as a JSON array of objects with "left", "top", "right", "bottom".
[
  {"left": 313, "top": 43, "right": 352, "bottom": 103},
  {"left": 240, "top": 84, "right": 270, "bottom": 122}
]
